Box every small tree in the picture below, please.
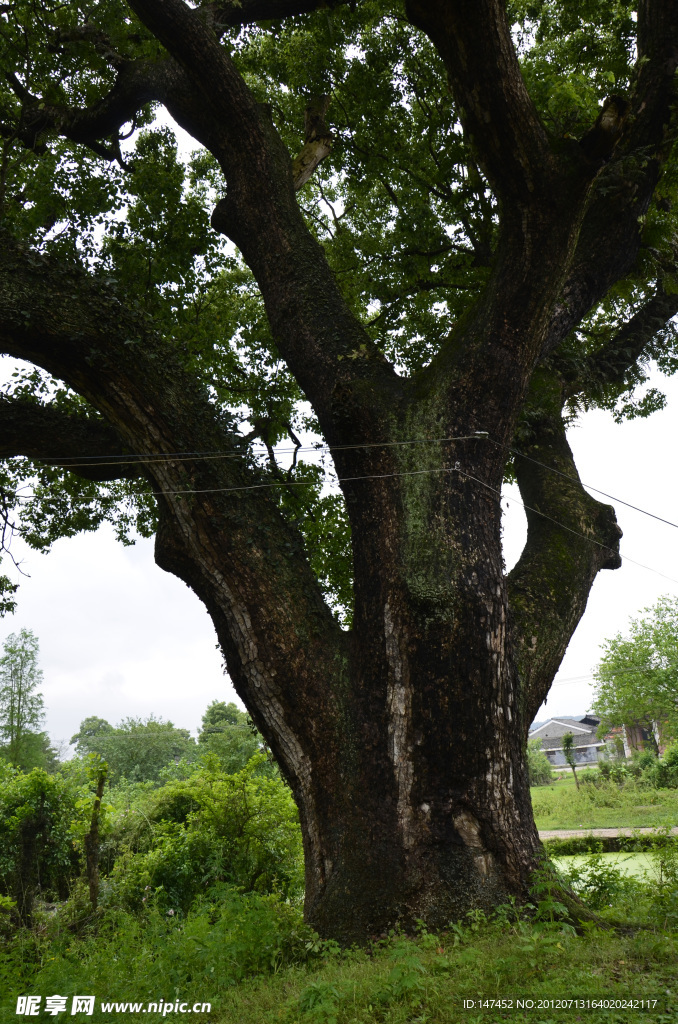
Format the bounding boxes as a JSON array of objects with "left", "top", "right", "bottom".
[
  {"left": 0, "top": 630, "right": 45, "bottom": 769},
  {"left": 562, "top": 733, "right": 580, "bottom": 790}
]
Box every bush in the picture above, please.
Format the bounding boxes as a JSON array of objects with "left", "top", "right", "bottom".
[
  {"left": 0, "top": 766, "right": 80, "bottom": 924},
  {"left": 527, "top": 739, "right": 553, "bottom": 786},
  {"left": 107, "top": 753, "right": 303, "bottom": 912},
  {"left": 647, "top": 743, "right": 678, "bottom": 789},
  {"left": 557, "top": 850, "right": 639, "bottom": 910}
]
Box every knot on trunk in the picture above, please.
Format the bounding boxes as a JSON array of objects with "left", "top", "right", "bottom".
[
  {"left": 292, "top": 95, "right": 332, "bottom": 190},
  {"left": 579, "top": 96, "right": 630, "bottom": 163}
]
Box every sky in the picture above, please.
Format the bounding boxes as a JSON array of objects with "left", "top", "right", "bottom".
[{"left": 2, "top": 361, "right": 678, "bottom": 749}]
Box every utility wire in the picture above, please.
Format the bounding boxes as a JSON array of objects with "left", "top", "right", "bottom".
[
  {"left": 551, "top": 660, "right": 678, "bottom": 689},
  {"left": 8, "top": 429, "right": 678, "bottom": 586},
  {"left": 9, "top": 429, "right": 678, "bottom": 535},
  {"left": 459, "top": 465, "right": 678, "bottom": 588},
  {"left": 11, "top": 433, "right": 485, "bottom": 470},
  {"left": 456, "top": 465, "right": 678, "bottom": 586},
  {"left": 12, "top": 455, "right": 678, "bottom": 588},
  {"left": 498, "top": 439, "right": 678, "bottom": 532}
]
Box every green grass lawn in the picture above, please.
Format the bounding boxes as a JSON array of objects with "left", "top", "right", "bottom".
[
  {"left": 531, "top": 773, "right": 678, "bottom": 830},
  {"left": 3, "top": 915, "right": 676, "bottom": 1024},
  {"left": 211, "top": 925, "right": 677, "bottom": 1024}
]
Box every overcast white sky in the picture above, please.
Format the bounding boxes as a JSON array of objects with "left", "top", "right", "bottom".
[{"left": 2, "top": 362, "right": 677, "bottom": 749}]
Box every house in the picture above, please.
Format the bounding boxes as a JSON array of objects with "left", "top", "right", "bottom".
[
  {"left": 607, "top": 721, "right": 669, "bottom": 757},
  {"left": 528, "top": 714, "right": 605, "bottom": 766}
]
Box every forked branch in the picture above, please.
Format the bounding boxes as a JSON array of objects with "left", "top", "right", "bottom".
[{"left": 507, "top": 407, "right": 622, "bottom": 730}]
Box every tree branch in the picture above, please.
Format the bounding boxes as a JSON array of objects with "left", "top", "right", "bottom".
[
  {"left": 564, "top": 285, "right": 678, "bottom": 400},
  {"left": 292, "top": 94, "right": 332, "bottom": 190},
  {"left": 507, "top": 407, "right": 622, "bottom": 731},
  {"left": 125, "top": 0, "right": 400, "bottom": 444},
  {"left": 541, "top": 0, "right": 678, "bottom": 357},
  {"left": 0, "top": 397, "right": 137, "bottom": 482},
  {"left": 210, "top": 0, "right": 353, "bottom": 29},
  {"left": 404, "top": 0, "right": 556, "bottom": 207},
  {"left": 3, "top": 59, "right": 170, "bottom": 160},
  {"left": 0, "top": 236, "right": 349, "bottom": 853}
]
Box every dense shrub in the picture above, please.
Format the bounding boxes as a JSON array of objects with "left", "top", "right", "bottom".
[
  {"left": 0, "top": 764, "right": 81, "bottom": 924},
  {"left": 591, "top": 745, "right": 678, "bottom": 790},
  {"left": 646, "top": 744, "right": 678, "bottom": 789},
  {"left": 106, "top": 753, "right": 303, "bottom": 912},
  {"left": 527, "top": 739, "right": 553, "bottom": 786}
]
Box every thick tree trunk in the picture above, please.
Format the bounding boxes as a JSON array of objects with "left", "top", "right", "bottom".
[
  {"left": 0, "top": 237, "right": 616, "bottom": 942},
  {"left": 157, "top": 416, "right": 543, "bottom": 942}
]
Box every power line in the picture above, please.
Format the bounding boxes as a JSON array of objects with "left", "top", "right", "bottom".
[
  {"left": 12, "top": 463, "right": 463, "bottom": 500},
  {"left": 498, "top": 439, "right": 678, "bottom": 532},
  {"left": 455, "top": 465, "right": 678, "bottom": 586},
  {"left": 12, "top": 453, "right": 678, "bottom": 589},
  {"left": 9, "top": 428, "right": 678, "bottom": 536},
  {"left": 551, "top": 661, "right": 678, "bottom": 688},
  {"left": 9, "top": 433, "right": 485, "bottom": 470}
]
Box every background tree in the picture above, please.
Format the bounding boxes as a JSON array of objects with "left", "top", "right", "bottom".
[
  {"left": 561, "top": 732, "right": 580, "bottom": 790},
  {"left": 198, "top": 700, "right": 262, "bottom": 773},
  {"left": 0, "top": 629, "right": 47, "bottom": 769},
  {"left": 594, "top": 595, "right": 678, "bottom": 743},
  {"left": 70, "top": 715, "right": 197, "bottom": 783},
  {"left": 1, "top": 0, "right": 678, "bottom": 940}
]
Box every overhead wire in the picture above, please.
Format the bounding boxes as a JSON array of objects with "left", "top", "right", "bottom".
[
  {"left": 550, "top": 659, "right": 678, "bottom": 688},
  {"left": 496, "top": 439, "right": 678, "bottom": 532},
  {"left": 7, "top": 429, "right": 677, "bottom": 535},
  {"left": 7, "top": 430, "right": 678, "bottom": 586},
  {"left": 9, "top": 433, "right": 484, "bottom": 471}
]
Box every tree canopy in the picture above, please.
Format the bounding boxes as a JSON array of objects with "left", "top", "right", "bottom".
[
  {"left": 2, "top": 0, "right": 677, "bottom": 617},
  {"left": 70, "top": 714, "right": 197, "bottom": 782},
  {"left": 1, "top": 0, "right": 678, "bottom": 940}
]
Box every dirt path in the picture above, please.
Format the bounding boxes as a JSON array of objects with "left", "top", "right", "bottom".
[{"left": 539, "top": 827, "right": 678, "bottom": 840}]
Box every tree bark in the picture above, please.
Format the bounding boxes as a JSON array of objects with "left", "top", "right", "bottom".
[{"left": 84, "top": 765, "right": 107, "bottom": 913}]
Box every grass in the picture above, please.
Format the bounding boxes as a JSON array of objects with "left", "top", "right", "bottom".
[
  {"left": 211, "top": 925, "right": 678, "bottom": 1024},
  {"left": 3, "top": 914, "right": 675, "bottom": 1024},
  {"left": 531, "top": 772, "right": 678, "bottom": 830}
]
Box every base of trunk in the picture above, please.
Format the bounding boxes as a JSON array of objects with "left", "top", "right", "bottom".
[{"left": 305, "top": 814, "right": 541, "bottom": 944}]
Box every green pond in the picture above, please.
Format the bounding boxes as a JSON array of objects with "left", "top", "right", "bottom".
[{"left": 553, "top": 852, "right": 658, "bottom": 879}]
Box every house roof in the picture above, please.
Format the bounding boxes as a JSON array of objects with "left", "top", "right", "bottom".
[
  {"left": 528, "top": 715, "right": 601, "bottom": 748},
  {"left": 530, "top": 717, "right": 593, "bottom": 736}
]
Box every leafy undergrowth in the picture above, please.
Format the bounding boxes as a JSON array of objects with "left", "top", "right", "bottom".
[
  {"left": 220, "top": 924, "right": 676, "bottom": 1024},
  {"left": 531, "top": 774, "right": 678, "bottom": 830},
  {"left": 2, "top": 848, "right": 678, "bottom": 1024},
  {"left": 3, "top": 913, "right": 677, "bottom": 1023}
]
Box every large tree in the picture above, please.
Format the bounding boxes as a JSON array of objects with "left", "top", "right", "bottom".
[{"left": 1, "top": 0, "right": 678, "bottom": 941}]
